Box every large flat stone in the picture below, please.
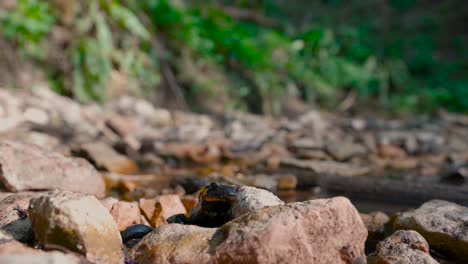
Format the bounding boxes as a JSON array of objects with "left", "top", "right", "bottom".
[{"left": 0, "top": 141, "right": 105, "bottom": 197}]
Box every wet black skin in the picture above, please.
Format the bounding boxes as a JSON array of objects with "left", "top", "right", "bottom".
[
  {"left": 121, "top": 224, "right": 153, "bottom": 245},
  {"left": 121, "top": 182, "right": 238, "bottom": 245}
]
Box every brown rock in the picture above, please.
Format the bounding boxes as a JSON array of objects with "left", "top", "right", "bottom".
[
  {"left": 394, "top": 200, "right": 468, "bottom": 261},
  {"left": 140, "top": 195, "right": 187, "bottom": 226},
  {"left": 75, "top": 142, "right": 138, "bottom": 174},
  {"left": 139, "top": 198, "right": 158, "bottom": 224},
  {"left": 109, "top": 201, "right": 141, "bottom": 231},
  {"left": 29, "top": 191, "right": 124, "bottom": 264},
  {"left": 277, "top": 175, "right": 298, "bottom": 190},
  {"left": 0, "top": 141, "right": 105, "bottom": 197},
  {"left": 181, "top": 195, "right": 198, "bottom": 212},
  {"left": 379, "top": 144, "right": 407, "bottom": 158},
  {"left": 231, "top": 186, "right": 284, "bottom": 218},
  {"left": 0, "top": 192, "right": 44, "bottom": 242},
  {"left": 103, "top": 173, "right": 172, "bottom": 191},
  {"left": 368, "top": 230, "right": 439, "bottom": 264},
  {"left": 128, "top": 224, "right": 217, "bottom": 264}
]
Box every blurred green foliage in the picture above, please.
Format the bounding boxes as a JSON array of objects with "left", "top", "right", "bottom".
[
  {"left": 1, "top": 0, "right": 467, "bottom": 114},
  {"left": 1, "top": 0, "right": 55, "bottom": 58}
]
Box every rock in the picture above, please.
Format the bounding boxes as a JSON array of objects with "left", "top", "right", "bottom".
[
  {"left": 280, "top": 158, "right": 370, "bottom": 178},
  {"left": 368, "top": 230, "right": 439, "bottom": 264},
  {"left": 0, "top": 231, "right": 91, "bottom": 264},
  {"left": 0, "top": 254, "right": 88, "bottom": 264},
  {"left": 109, "top": 201, "right": 141, "bottom": 231},
  {"left": 277, "top": 175, "right": 298, "bottom": 190},
  {"left": 3, "top": 131, "right": 61, "bottom": 151},
  {"left": 29, "top": 191, "right": 124, "bottom": 264},
  {"left": 74, "top": 142, "right": 138, "bottom": 174},
  {"left": 249, "top": 174, "right": 278, "bottom": 191},
  {"left": 0, "top": 192, "right": 43, "bottom": 242},
  {"left": 0, "top": 141, "right": 105, "bottom": 197},
  {"left": 325, "top": 141, "right": 367, "bottom": 161},
  {"left": 213, "top": 197, "right": 367, "bottom": 264},
  {"left": 103, "top": 173, "right": 172, "bottom": 192},
  {"left": 360, "top": 211, "right": 390, "bottom": 238},
  {"left": 379, "top": 144, "right": 407, "bottom": 158},
  {"left": 394, "top": 200, "right": 468, "bottom": 261},
  {"left": 0, "top": 230, "right": 38, "bottom": 255},
  {"left": 139, "top": 195, "right": 187, "bottom": 226},
  {"left": 128, "top": 224, "right": 217, "bottom": 264},
  {"left": 129, "top": 197, "right": 366, "bottom": 264},
  {"left": 99, "top": 197, "right": 119, "bottom": 212},
  {"left": 181, "top": 195, "right": 198, "bottom": 212},
  {"left": 231, "top": 186, "right": 284, "bottom": 218},
  {"left": 360, "top": 211, "right": 391, "bottom": 252},
  {"left": 0, "top": 192, "right": 13, "bottom": 201}
]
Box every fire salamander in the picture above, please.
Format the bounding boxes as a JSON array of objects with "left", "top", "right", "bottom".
[{"left": 121, "top": 182, "right": 238, "bottom": 245}]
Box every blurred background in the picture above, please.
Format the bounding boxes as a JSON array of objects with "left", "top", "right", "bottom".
[{"left": 1, "top": 0, "right": 467, "bottom": 116}]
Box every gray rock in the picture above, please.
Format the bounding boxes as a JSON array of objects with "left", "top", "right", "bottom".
[
  {"left": 394, "top": 200, "right": 468, "bottom": 261},
  {"left": 231, "top": 186, "right": 284, "bottom": 218},
  {"left": 29, "top": 191, "right": 124, "bottom": 264},
  {"left": 368, "top": 230, "right": 439, "bottom": 264},
  {"left": 325, "top": 141, "right": 367, "bottom": 161}
]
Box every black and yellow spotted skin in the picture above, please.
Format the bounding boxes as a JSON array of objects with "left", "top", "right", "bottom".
[{"left": 167, "top": 182, "right": 238, "bottom": 227}]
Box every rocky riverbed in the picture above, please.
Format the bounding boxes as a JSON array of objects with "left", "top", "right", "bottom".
[{"left": 0, "top": 87, "right": 467, "bottom": 263}]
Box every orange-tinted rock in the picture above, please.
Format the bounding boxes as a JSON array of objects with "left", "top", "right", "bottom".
[
  {"left": 152, "top": 195, "right": 187, "bottom": 226},
  {"left": 0, "top": 141, "right": 105, "bottom": 198},
  {"left": 109, "top": 201, "right": 141, "bottom": 231},
  {"left": 379, "top": 144, "right": 407, "bottom": 158},
  {"left": 181, "top": 195, "right": 198, "bottom": 212},
  {"left": 75, "top": 142, "right": 138, "bottom": 174},
  {"left": 277, "top": 175, "right": 298, "bottom": 190},
  {"left": 103, "top": 173, "right": 172, "bottom": 192},
  {"left": 140, "top": 195, "right": 187, "bottom": 226},
  {"left": 139, "top": 198, "right": 158, "bottom": 224}
]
